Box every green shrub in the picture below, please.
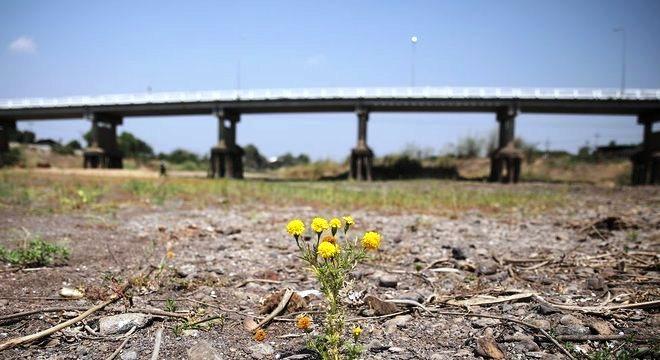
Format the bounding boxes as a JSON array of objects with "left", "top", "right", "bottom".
[{"left": 0, "top": 238, "right": 70, "bottom": 268}]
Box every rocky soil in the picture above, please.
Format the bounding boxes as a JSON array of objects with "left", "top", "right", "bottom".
[{"left": 0, "top": 184, "right": 658, "bottom": 359}]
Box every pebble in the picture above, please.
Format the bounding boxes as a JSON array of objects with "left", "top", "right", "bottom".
[
  {"left": 119, "top": 350, "right": 138, "bottom": 360},
  {"left": 556, "top": 324, "right": 590, "bottom": 336},
  {"left": 98, "top": 313, "right": 151, "bottom": 335},
  {"left": 378, "top": 274, "right": 398, "bottom": 288},
  {"left": 451, "top": 247, "right": 467, "bottom": 260},
  {"left": 366, "top": 339, "right": 389, "bottom": 353},
  {"left": 531, "top": 319, "right": 551, "bottom": 330},
  {"left": 384, "top": 314, "right": 412, "bottom": 334},
  {"left": 477, "top": 261, "right": 498, "bottom": 275},
  {"left": 187, "top": 340, "right": 223, "bottom": 360},
  {"left": 559, "top": 314, "right": 582, "bottom": 326},
  {"left": 249, "top": 343, "right": 274, "bottom": 359}
]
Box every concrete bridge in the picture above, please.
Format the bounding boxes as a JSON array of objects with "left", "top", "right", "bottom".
[{"left": 1, "top": 87, "right": 659, "bottom": 184}]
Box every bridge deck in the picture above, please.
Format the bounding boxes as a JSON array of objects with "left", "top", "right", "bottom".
[{"left": 1, "top": 87, "right": 660, "bottom": 120}]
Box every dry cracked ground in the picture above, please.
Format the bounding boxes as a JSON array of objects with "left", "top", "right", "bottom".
[{"left": 0, "top": 179, "right": 659, "bottom": 359}]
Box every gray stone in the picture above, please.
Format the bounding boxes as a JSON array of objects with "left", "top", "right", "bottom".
[
  {"left": 187, "top": 340, "right": 223, "bottom": 360},
  {"left": 119, "top": 350, "right": 138, "bottom": 360},
  {"left": 177, "top": 264, "right": 198, "bottom": 278},
  {"left": 98, "top": 313, "right": 151, "bottom": 335},
  {"left": 559, "top": 314, "right": 582, "bottom": 326},
  {"left": 378, "top": 275, "right": 398, "bottom": 288},
  {"left": 249, "top": 343, "right": 274, "bottom": 359},
  {"left": 531, "top": 319, "right": 551, "bottom": 330},
  {"left": 366, "top": 339, "right": 389, "bottom": 353},
  {"left": 384, "top": 314, "right": 412, "bottom": 334},
  {"left": 477, "top": 261, "right": 498, "bottom": 275},
  {"left": 556, "top": 324, "right": 590, "bottom": 336}
]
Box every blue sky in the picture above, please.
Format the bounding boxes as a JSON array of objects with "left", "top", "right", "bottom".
[{"left": 1, "top": 0, "right": 659, "bottom": 159}]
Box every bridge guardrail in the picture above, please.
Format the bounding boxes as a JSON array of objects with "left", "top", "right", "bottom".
[{"left": 1, "top": 87, "right": 660, "bottom": 109}]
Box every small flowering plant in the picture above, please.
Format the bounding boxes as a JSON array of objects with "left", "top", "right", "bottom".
[{"left": 286, "top": 216, "right": 381, "bottom": 360}]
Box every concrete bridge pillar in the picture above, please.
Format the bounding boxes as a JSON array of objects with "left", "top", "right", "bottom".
[
  {"left": 350, "top": 108, "right": 373, "bottom": 181},
  {"left": 209, "top": 109, "right": 243, "bottom": 179},
  {"left": 83, "top": 113, "right": 123, "bottom": 169},
  {"left": 631, "top": 113, "right": 660, "bottom": 185},
  {"left": 0, "top": 120, "right": 17, "bottom": 167},
  {"left": 489, "top": 106, "right": 522, "bottom": 183}
]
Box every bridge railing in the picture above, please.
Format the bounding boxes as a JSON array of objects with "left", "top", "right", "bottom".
[{"left": 1, "top": 87, "right": 660, "bottom": 109}]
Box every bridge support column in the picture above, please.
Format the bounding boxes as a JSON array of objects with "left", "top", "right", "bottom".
[
  {"left": 350, "top": 108, "right": 373, "bottom": 181},
  {"left": 209, "top": 110, "right": 243, "bottom": 179},
  {"left": 489, "top": 106, "right": 522, "bottom": 183},
  {"left": 631, "top": 113, "right": 660, "bottom": 185},
  {"left": 83, "top": 114, "right": 123, "bottom": 169},
  {"left": 0, "top": 120, "right": 16, "bottom": 167}
]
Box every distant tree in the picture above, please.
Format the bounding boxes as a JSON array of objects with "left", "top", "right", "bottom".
[
  {"left": 296, "top": 154, "right": 310, "bottom": 165},
  {"left": 243, "top": 144, "right": 268, "bottom": 170},
  {"left": 83, "top": 130, "right": 92, "bottom": 147},
  {"left": 455, "top": 136, "right": 483, "bottom": 158},
  {"left": 165, "top": 149, "right": 199, "bottom": 164},
  {"left": 12, "top": 130, "right": 36, "bottom": 144},
  {"left": 65, "top": 140, "right": 82, "bottom": 150},
  {"left": 118, "top": 132, "right": 154, "bottom": 160}
]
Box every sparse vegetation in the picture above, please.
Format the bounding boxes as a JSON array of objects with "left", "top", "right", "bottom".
[{"left": 0, "top": 238, "right": 69, "bottom": 268}]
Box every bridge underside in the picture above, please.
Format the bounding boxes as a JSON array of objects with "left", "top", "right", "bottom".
[{"left": 1, "top": 88, "right": 659, "bottom": 184}]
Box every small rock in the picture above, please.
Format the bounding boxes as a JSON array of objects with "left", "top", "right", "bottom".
[
  {"left": 0, "top": 299, "right": 9, "bottom": 308},
  {"left": 177, "top": 264, "right": 198, "bottom": 278},
  {"left": 59, "top": 287, "right": 84, "bottom": 299},
  {"left": 62, "top": 311, "right": 79, "bottom": 318},
  {"left": 183, "top": 329, "right": 200, "bottom": 337},
  {"left": 585, "top": 275, "right": 607, "bottom": 291},
  {"left": 384, "top": 314, "right": 412, "bottom": 334},
  {"left": 187, "top": 340, "right": 223, "bottom": 360},
  {"left": 249, "top": 343, "right": 274, "bottom": 359},
  {"left": 366, "top": 339, "right": 389, "bottom": 353},
  {"left": 477, "top": 261, "right": 498, "bottom": 275},
  {"left": 531, "top": 319, "right": 551, "bottom": 330},
  {"left": 452, "top": 247, "right": 467, "bottom": 260},
  {"left": 389, "top": 347, "right": 405, "bottom": 353},
  {"left": 430, "top": 353, "right": 448, "bottom": 360},
  {"left": 120, "top": 350, "right": 138, "bottom": 360},
  {"left": 475, "top": 332, "right": 505, "bottom": 359},
  {"left": 588, "top": 320, "right": 614, "bottom": 335},
  {"left": 473, "top": 318, "right": 500, "bottom": 328},
  {"left": 537, "top": 304, "right": 559, "bottom": 315},
  {"left": 378, "top": 275, "right": 398, "bottom": 288},
  {"left": 559, "top": 314, "right": 582, "bottom": 326},
  {"left": 364, "top": 295, "right": 400, "bottom": 316},
  {"left": 556, "top": 324, "right": 590, "bottom": 336},
  {"left": 99, "top": 313, "right": 151, "bottom": 335}
]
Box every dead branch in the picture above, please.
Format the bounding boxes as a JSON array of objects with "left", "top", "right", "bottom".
[
  {"left": 555, "top": 334, "right": 629, "bottom": 342},
  {"left": 254, "top": 289, "right": 293, "bottom": 330},
  {"left": 0, "top": 306, "right": 88, "bottom": 322},
  {"left": 235, "top": 278, "right": 283, "bottom": 288},
  {"left": 150, "top": 325, "right": 164, "bottom": 360},
  {"left": 104, "top": 326, "right": 136, "bottom": 360},
  {"left": 346, "top": 310, "right": 410, "bottom": 322},
  {"left": 0, "top": 284, "right": 130, "bottom": 351}
]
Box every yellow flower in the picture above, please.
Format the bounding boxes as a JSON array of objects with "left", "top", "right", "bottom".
[
  {"left": 286, "top": 219, "right": 305, "bottom": 239},
  {"left": 253, "top": 328, "right": 267, "bottom": 341},
  {"left": 321, "top": 235, "right": 336, "bottom": 244},
  {"left": 166, "top": 250, "right": 175, "bottom": 260},
  {"left": 296, "top": 315, "right": 313, "bottom": 330},
  {"left": 329, "top": 218, "right": 341, "bottom": 235},
  {"left": 352, "top": 326, "right": 363, "bottom": 337},
  {"left": 361, "top": 231, "right": 381, "bottom": 250},
  {"left": 317, "top": 241, "right": 338, "bottom": 259},
  {"left": 343, "top": 216, "right": 354, "bottom": 233},
  {"left": 311, "top": 217, "right": 329, "bottom": 234}
]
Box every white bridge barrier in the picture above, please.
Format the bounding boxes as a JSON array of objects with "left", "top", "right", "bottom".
[{"left": 1, "top": 87, "right": 660, "bottom": 109}]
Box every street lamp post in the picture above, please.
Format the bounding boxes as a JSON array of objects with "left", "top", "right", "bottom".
[
  {"left": 613, "top": 27, "right": 626, "bottom": 96},
  {"left": 410, "top": 35, "right": 418, "bottom": 87}
]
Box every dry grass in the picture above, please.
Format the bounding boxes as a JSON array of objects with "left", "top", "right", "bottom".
[{"left": 0, "top": 169, "right": 567, "bottom": 216}]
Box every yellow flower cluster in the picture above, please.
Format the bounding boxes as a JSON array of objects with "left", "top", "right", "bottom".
[
  {"left": 361, "top": 231, "right": 381, "bottom": 250},
  {"left": 311, "top": 217, "right": 330, "bottom": 234},
  {"left": 318, "top": 241, "right": 338, "bottom": 259},
  {"left": 286, "top": 219, "right": 305, "bottom": 239}
]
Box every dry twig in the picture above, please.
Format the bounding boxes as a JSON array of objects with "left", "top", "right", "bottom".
[{"left": 150, "top": 325, "right": 164, "bottom": 360}]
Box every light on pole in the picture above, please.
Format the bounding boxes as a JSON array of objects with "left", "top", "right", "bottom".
[
  {"left": 410, "top": 35, "right": 418, "bottom": 87},
  {"left": 613, "top": 27, "right": 626, "bottom": 96}
]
